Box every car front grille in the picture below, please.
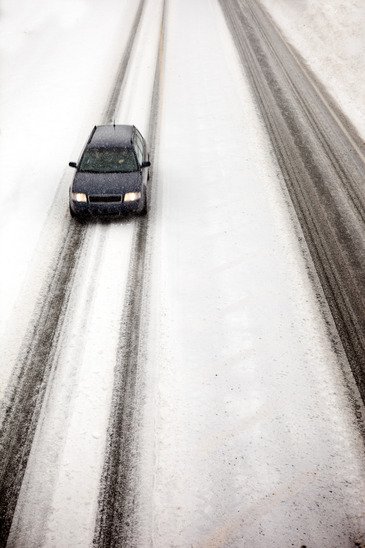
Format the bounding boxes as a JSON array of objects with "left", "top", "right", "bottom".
[{"left": 89, "top": 195, "right": 122, "bottom": 203}]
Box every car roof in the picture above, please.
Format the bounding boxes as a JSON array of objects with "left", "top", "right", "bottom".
[{"left": 87, "top": 125, "right": 134, "bottom": 149}]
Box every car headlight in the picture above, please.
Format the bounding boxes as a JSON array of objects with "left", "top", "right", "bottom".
[
  {"left": 72, "top": 192, "right": 87, "bottom": 202},
  {"left": 124, "top": 191, "right": 141, "bottom": 202}
]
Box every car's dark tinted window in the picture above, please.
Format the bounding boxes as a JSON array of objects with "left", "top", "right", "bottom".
[{"left": 79, "top": 147, "right": 138, "bottom": 173}]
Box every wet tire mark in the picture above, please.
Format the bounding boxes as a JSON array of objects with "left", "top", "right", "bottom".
[
  {"left": 0, "top": 2, "right": 147, "bottom": 544},
  {"left": 219, "top": 0, "right": 365, "bottom": 404}
]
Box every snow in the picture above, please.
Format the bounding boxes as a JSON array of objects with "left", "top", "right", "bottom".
[
  {"left": 1, "top": 0, "right": 365, "bottom": 545},
  {"left": 138, "top": 0, "right": 365, "bottom": 544}
]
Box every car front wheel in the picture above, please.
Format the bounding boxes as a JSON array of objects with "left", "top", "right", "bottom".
[
  {"left": 69, "top": 205, "right": 85, "bottom": 223},
  {"left": 139, "top": 193, "right": 148, "bottom": 216}
]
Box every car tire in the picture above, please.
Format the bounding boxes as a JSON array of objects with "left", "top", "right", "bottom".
[
  {"left": 139, "top": 193, "right": 148, "bottom": 216},
  {"left": 70, "top": 206, "right": 85, "bottom": 223}
]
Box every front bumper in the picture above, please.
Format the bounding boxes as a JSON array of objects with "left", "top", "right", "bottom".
[{"left": 69, "top": 194, "right": 145, "bottom": 217}]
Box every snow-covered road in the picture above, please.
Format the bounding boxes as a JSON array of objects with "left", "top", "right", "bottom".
[{"left": 1, "top": 0, "right": 365, "bottom": 546}]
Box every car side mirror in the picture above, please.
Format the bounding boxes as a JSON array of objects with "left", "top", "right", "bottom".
[
  {"left": 141, "top": 161, "right": 151, "bottom": 168},
  {"left": 69, "top": 161, "right": 77, "bottom": 168}
]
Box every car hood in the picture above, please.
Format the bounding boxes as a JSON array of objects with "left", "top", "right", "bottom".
[{"left": 72, "top": 171, "right": 141, "bottom": 194}]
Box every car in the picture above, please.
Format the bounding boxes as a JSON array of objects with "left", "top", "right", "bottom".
[{"left": 69, "top": 124, "right": 150, "bottom": 219}]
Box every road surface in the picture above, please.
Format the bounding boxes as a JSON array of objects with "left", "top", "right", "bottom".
[{"left": 1, "top": 0, "right": 365, "bottom": 546}]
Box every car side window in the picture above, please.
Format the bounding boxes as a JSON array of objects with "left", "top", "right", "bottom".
[
  {"left": 134, "top": 141, "right": 143, "bottom": 165},
  {"left": 135, "top": 128, "right": 143, "bottom": 145},
  {"left": 135, "top": 130, "right": 145, "bottom": 154}
]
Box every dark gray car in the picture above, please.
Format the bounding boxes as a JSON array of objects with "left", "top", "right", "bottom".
[{"left": 69, "top": 124, "right": 150, "bottom": 219}]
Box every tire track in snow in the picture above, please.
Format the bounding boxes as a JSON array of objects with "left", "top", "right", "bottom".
[
  {"left": 219, "top": 0, "right": 365, "bottom": 407},
  {"left": 93, "top": 2, "right": 166, "bottom": 545},
  {"left": 102, "top": 0, "right": 145, "bottom": 125},
  {"left": 0, "top": 224, "right": 85, "bottom": 545},
  {"left": 0, "top": 1, "right": 146, "bottom": 543}
]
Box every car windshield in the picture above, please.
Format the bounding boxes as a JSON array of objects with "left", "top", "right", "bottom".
[{"left": 79, "top": 147, "right": 138, "bottom": 173}]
